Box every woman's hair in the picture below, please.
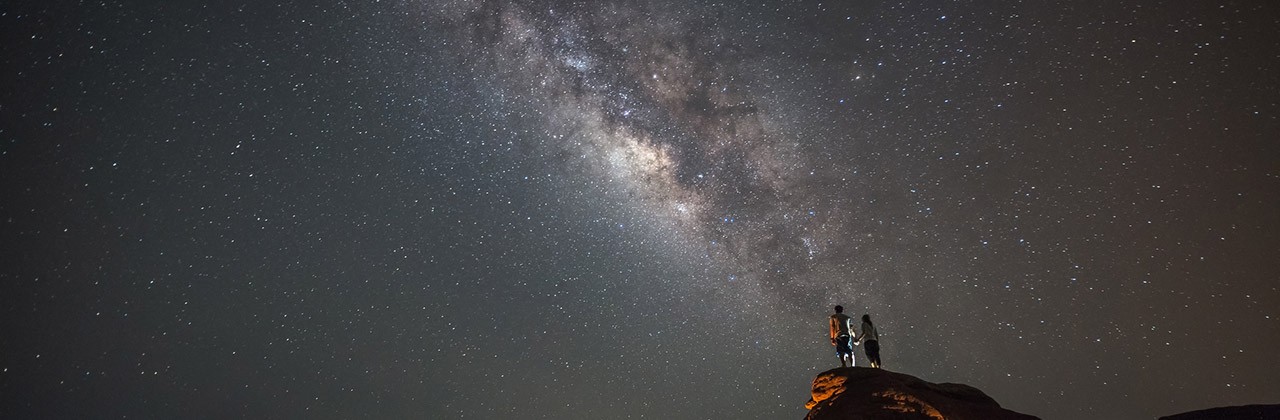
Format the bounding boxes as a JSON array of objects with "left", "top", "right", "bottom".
[{"left": 862, "top": 314, "right": 872, "bottom": 323}]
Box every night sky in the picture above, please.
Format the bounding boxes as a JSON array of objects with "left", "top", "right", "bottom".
[{"left": 3, "top": 1, "right": 1278, "bottom": 419}]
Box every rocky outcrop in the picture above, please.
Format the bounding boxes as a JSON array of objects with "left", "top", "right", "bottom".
[
  {"left": 1158, "top": 404, "right": 1280, "bottom": 420},
  {"left": 804, "top": 367, "right": 1038, "bottom": 420}
]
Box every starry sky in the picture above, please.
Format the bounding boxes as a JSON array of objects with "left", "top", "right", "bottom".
[{"left": 2, "top": 1, "right": 1278, "bottom": 419}]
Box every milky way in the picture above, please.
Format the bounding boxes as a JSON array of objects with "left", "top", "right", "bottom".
[
  {"left": 3, "top": 0, "right": 1277, "bottom": 419},
  {"left": 440, "top": 1, "right": 914, "bottom": 310}
]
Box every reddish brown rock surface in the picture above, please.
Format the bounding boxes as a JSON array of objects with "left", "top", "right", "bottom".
[{"left": 804, "top": 367, "right": 1038, "bottom": 420}]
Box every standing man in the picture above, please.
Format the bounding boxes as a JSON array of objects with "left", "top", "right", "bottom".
[{"left": 829, "top": 305, "right": 856, "bottom": 367}]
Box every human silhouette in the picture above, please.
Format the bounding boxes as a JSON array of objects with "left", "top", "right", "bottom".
[
  {"left": 829, "top": 305, "right": 856, "bottom": 367},
  {"left": 857, "top": 314, "right": 882, "bottom": 368}
]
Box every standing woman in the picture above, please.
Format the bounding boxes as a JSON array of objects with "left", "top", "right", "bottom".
[{"left": 859, "top": 314, "right": 882, "bottom": 368}]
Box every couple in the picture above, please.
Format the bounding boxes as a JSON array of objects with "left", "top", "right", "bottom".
[{"left": 828, "top": 305, "right": 881, "bottom": 368}]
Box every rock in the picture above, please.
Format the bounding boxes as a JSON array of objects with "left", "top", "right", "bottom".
[
  {"left": 804, "top": 367, "right": 1039, "bottom": 420},
  {"left": 1158, "top": 404, "right": 1280, "bottom": 420}
]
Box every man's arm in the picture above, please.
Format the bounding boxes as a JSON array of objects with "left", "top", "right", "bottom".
[{"left": 829, "top": 317, "right": 837, "bottom": 344}]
